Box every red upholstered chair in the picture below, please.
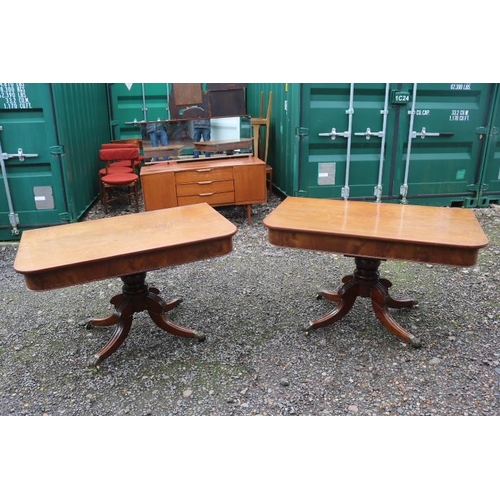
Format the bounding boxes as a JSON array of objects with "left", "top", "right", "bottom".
[
  {"left": 98, "top": 147, "right": 140, "bottom": 213},
  {"left": 100, "top": 143, "right": 139, "bottom": 175},
  {"left": 110, "top": 138, "right": 145, "bottom": 170}
]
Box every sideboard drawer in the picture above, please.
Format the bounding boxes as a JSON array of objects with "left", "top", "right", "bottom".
[
  {"left": 176, "top": 167, "right": 233, "bottom": 184},
  {"left": 177, "top": 191, "right": 235, "bottom": 206},
  {"left": 176, "top": 180, "right": 234, "bottom": 197},
  {"left": 140, "top": 156, "right": 267, "bottom": 223}
]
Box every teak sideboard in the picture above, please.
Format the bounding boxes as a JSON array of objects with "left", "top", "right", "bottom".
[{"left": 140, "top": 156, "right": 267, "bottom": 223}]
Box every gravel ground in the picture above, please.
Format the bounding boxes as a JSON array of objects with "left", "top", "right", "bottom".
[{"left": 1, "top": 190, "right": 499, "bottom": 417}]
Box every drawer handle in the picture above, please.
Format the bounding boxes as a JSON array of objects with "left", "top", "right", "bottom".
[
  {"left": 196, "top": 168, "right": 212, "bottom": 172},
  {"left": 199, "top": 192, "right": 213, "bottom": 197},
  {"left": 198, "top": 181, "right": 213, "bottom": 185}
]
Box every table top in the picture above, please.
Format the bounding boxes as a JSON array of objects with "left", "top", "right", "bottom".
[
  {"left": 143, "top": 144, "right": 184, "bottom": 159},
  {"left": 263, "top": 197, "right": 489, "bottom": 266},
  {"left": 193, "top": 139, "right": 252, "bottom": 152},
  {"left": 14, "top": 203, "right": 237, "bottom": 291}
]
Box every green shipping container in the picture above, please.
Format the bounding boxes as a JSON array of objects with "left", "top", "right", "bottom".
[
  {"left": 246, "top": 83, "right": 500, "bottom": 208},
  {"left": 0, "top": 83, "right": 111, "bottom": 241}
]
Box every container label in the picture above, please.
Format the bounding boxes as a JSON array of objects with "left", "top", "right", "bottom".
[
  {"left": 0, "top": 83, "right": 32, "bottom": 109},
  {"left": 391, "top": 91, "right": 411, "bottom": 104},
  {"left": 33, "top": 186, "right": 54, "bottom": 210},
  {"left": 449, "top": 109, "right": 470, "bottom": 121},
  {"left": 318, "top": 162, "right": 335, "bottom": 185},
  {"left": 450, "top": 83, "right": 472, "bottom": 91}
]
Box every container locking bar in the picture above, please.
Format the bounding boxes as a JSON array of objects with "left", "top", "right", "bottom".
[
  {"left": 0, "top": 132, "right": 19, "bottom": 234},
  {"left": 318, "top": 128, "right": 350, "bottom": 140},
  {"left": 411, "top": 127, "right": 454, "bottom": 139},
  {"left": 125, "top": 119, "right": 147, "bottom": 125},
  {"left": 1, "top": 147, "right": 39, "bottom": 162},
  {"left": 354, "top": 127, "right": 384, "bottom": 140}
]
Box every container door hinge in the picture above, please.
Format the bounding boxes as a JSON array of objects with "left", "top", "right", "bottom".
[
  {"left": 59, "top": 212, "right": 72, "bottom": 222},
  {"left": 49, "top": 145, "right": 65, "bottom": 156},
  {"left": 475, "top": 126, "right": 488, "bottom": 139},
  {"left": 476, "top": 127, "right": 499, "bottom": 139},
  {"left": 295, "top": 127, "right": 309, "bottom": 138},
  {"left": 294, "top": 190, "right": 308, "bottom": 197}
]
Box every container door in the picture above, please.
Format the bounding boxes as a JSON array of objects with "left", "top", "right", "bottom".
[
  {"left": 393, "top": 83, "right": 496, "bottom": 206},
  {"left": 475, "top": 85, "right": 500, "bottom": 206},
  {"left": 108, "top": 83, "right": 171, "bottom": 139},
  {"left": 298, "top": 83, "right": 395, "bottom": 200},
  {"left": 0, "top": 83, "right": 67, "bottom": 240},
  {"left": 298, "top": 83, "right": 496, "bottom": 207}
]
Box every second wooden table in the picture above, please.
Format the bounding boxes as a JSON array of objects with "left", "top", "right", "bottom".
[{"left": 263, "top": 197, "right": 489, "bottom": 347}]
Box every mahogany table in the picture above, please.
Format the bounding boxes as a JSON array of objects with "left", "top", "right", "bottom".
[
  {"left": 143, "top": 144, "right": 184, "bottom": 161},
  {"left": 263, "top": 197, "right": 489, "bottom": 347},
  {"left": 14, "top": 203, "right": 237, "bottom": 366},
  {"left": 193, "top": 138, "right": 253, "bottom": 154}
]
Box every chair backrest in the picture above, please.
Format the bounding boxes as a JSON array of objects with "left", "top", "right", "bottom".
[
  {"left": 99, "top": 147, "right": 139, "bottom": 175},
  {"left": 265, "top": 91, "right": 273, "bottom": 121},
  {"left": 258, "top": 91, "right": 273, "bottom": 121}
]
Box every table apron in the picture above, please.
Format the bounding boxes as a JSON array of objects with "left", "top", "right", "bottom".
[
  {"left": 21, "top": 237, "right": 233, "bottom": 291},
  {"left": 267, "top": 230, "right": 480, "bottom": 267}
]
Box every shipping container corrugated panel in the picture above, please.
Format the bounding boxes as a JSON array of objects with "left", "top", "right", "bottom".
[
  {"left": 246, "top": 83, "right": 500, "bottom": 208},
  {"left": 246, "top": 83, "right": 300, "bottom": 197},
  {"left": 0, "top": 83, "right": 110, "bottom": 241}
]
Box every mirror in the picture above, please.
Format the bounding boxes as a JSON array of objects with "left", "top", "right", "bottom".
[{"left": 138, "top": 115, "right": 252, "bottom": 162}]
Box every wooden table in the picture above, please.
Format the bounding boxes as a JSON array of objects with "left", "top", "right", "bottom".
[
  {"left": 263, "top": 197, "right": 489, "bottom": 347},
  {"left": 193, "top": 138, "right": 252, "bottom": 154},
  {"left": 14, "top": 203, "right": 237, "bottom": 366},
  {"left": 143, "top": 144, "right": 184, "bottom": 160}
]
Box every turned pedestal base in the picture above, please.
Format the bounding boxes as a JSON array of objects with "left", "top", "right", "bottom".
[
  {"left": 305, "top": 257, "right": 421, "bottom": 347},
  {"left": 88, "top": 272, "right": 205, "bottom": 366}
]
